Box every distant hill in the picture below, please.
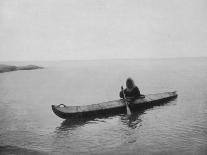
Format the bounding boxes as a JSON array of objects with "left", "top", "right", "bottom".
[{"left": 0, "top": 64, "right": 43, "bottom": 73}]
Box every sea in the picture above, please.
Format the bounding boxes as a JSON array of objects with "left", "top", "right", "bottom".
[{"left": 0, "top": 58, "right": 207, "bottom": 155}]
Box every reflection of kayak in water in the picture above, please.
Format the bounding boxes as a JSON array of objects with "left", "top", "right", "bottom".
[{"left": 51, "top": 91, "right": 177, "bottom": 119}]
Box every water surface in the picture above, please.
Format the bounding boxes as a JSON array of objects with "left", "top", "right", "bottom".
[{"left": 0, "top": 58, "right": 207, "bottom": 154}]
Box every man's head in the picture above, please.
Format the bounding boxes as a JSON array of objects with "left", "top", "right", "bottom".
[{"left": 126, "top": 78, "right": 135, "bottom": 89}]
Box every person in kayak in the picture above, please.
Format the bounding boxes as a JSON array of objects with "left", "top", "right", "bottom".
[{"left": 120, "top": 78, "right": 143, "bottom": 101}]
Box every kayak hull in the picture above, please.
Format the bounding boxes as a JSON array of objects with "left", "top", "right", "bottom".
[{"left": 52, "top": 91, "right": 177, "bottom": 119}]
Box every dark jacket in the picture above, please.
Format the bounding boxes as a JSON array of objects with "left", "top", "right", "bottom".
[{"left": 119, "top": 86, "right": 141, "bottom": 100}]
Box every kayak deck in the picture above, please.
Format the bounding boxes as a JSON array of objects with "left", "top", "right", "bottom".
[{"left": 52, "top": 91, "right": 177, "bottom": 119}]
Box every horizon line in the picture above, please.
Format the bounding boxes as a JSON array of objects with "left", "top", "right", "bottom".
[{"left": 0, "top": 56, "right": 206, "bottom": 62}]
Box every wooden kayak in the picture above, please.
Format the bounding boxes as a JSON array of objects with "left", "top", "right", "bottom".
[{"left": 52, "top": 91, "right": 177, "bottom": 119}]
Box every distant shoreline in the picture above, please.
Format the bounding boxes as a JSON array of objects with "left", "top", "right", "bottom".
[{"left": 0, "top": 64, "right": 44, "bottom": 73}]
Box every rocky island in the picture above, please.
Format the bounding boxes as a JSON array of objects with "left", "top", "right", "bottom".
[{"left": 0, "top": 64, "right": 43, "bottom": 73}]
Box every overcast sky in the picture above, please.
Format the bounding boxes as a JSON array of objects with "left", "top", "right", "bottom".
[{"left": 0, "top": 0, "right": 207, "bottom": 61}]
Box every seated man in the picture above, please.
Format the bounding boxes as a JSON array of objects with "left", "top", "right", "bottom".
[{"left": 120, "top": 78, "right": 144, "bottom": 102}]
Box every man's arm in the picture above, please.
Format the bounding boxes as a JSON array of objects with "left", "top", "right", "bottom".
[
  {"left": 133, "top": 87, "right": 141, "bottom": 98},
  {"left": 119, "top": 90, "right": 124, "bottom": 98}
]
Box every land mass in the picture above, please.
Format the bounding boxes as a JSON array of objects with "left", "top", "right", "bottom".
[{"left": 0, "top": 64, "right": 43, "bottom": 73}]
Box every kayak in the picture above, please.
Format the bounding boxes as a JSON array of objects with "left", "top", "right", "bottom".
[{"left": 52, "top": 91, "right": 177, "bottom": 119}]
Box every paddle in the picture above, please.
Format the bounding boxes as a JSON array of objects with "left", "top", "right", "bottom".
[{"left": 121, "top": 86, "right": 131, "bottom": 115}]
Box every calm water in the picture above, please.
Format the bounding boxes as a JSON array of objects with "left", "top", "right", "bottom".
[{"left": 0, "top": 58, "right": 207, "bottom": 155}]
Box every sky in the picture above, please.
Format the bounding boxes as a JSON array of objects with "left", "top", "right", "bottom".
[{"left": 0, "top": 0, "right": 207, "bottom": 61}]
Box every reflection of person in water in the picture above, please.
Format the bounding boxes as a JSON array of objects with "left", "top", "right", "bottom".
[{"left": 119, "top": 78, "right": 142, "bottom": 101}]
